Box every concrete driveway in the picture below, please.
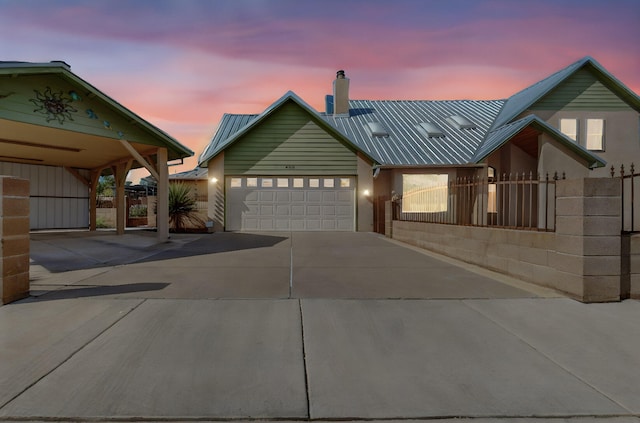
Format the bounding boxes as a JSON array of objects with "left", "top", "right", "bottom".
[{"left": 1, "top": 231, "right": 638, "bottom": 422}]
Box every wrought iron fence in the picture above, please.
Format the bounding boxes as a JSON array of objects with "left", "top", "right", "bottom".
[{"left": 393, "top": 172, "right": 563, "bottom": 231}]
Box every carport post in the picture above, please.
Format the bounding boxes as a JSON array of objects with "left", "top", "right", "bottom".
[
  {"left": 113, "top": 160, "right": 133, "bottom": 235},
  {"left": 156, "top": 147, "right": 169, "bottom": 241}
]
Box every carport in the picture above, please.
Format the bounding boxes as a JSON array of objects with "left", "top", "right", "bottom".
[{"left": 0, "top": 61, "right": 194, "bottom": 241}]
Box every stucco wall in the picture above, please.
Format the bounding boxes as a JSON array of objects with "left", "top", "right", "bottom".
[{"left": 1, "top": 176, "right": 30, "bottom": 305}]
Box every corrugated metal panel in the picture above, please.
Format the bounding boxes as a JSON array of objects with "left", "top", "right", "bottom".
[
  {"left": 0, "top": 162, "right": 89, "bottom": 229},
  {"left": 169, "top": 167, "right": 208, "bottom": 180},
  {"left": 323, "top": 99, "right": 504, "bottom": 166},
  {"left": 533, "top": 68, "right": 630, "bottom": 110},
  {"left": 224, "top": 101, "right": 357, "bottom": 175}
]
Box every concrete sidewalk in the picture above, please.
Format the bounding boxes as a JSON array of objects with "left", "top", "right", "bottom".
[{"left": 1, "top": 231, "right": 638, "bottom": 422}]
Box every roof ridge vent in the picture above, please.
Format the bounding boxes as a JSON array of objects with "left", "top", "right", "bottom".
[
  {"left": 447, "top": 114, "right": 477, "bottom": 130},
  {"left": 416, "top": 122, "right": 445, "bottom": 138},
  {"left": 365, "top": 121, "right": 389, "bottom": 137}
]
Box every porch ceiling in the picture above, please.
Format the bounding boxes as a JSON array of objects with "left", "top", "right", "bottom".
[
  {"left": 0, "top": 119, "right": 157, "bottom": 171},
  {"left": 511, "top": 126, "right": 541, "bottom": 158}
]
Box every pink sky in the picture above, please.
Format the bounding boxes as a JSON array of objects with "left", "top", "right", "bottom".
[{"left": 1, "top": 0, "right": 639, "bottom": 181}]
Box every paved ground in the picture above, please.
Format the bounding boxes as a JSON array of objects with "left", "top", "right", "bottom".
[{"left": 1, "top": 231, "right": 639, "bottom": 422}]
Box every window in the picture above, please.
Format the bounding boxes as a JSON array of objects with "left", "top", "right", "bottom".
[
  {"left": 277, "top": 178, "right": 289, "bottom": 188},
  {"left": 261, "top": 178, "right": 273, "bottom": 188},
  {"left": 293, "top": 178, "right": 304, "bottom": 188},
  {"left": 560, "top": 118, "right": 578, "bottom": 141},
  {"left": 365, "top": 122, "right": 389, "bottom": 137},
  {"left": 230, "top": 178, "right": 242, "bottom": 188},
  {"left": 401, "top": 174, "right": 448, "bottom": 213},
  {"left": 340, "top": 178, "right": 351, "bottom": 188},
  {"left": 246, "top": 178, "right": 258, "bottom": 187},
  {"left": 586, "top": 119, "right": 604, "bottom": 151},
  {"left": 323, "top": 178, "right": 335, "bottom": 188},
  {"left": 309, "top": 179, "right": 320, "bottom": 188}
]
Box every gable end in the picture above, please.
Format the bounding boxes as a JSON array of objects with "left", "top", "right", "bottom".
[
  {"left": 225, "top": 100, "right": 357, "bottom": 175},
  {"left": 532, "top": 68, "right": 631, "bottom": 111}
]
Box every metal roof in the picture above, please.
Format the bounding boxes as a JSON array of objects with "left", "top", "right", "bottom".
[
  {"left": 322, "top": 99, "right": 504, "bottom": 165},
  {"left": 197, "top": 56, "right": 631, "bottom": 170},
  {"left": 169, "top": 167, "right": 208, "bottom": 180}
]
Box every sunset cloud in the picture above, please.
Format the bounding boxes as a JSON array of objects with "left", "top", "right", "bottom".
[{"left": 0, "top": 0, "right": 638, "bottom": 179}]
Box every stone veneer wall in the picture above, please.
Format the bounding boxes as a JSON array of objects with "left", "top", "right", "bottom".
[
  {"left": 391, "top": 178, "right": 625, "bottom": 303},
  {"left": 1, "top": 176, "right": 30, "bottom": 305}
]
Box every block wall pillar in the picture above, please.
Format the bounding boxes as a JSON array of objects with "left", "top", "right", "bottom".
[
  {"left": 554, "top": 178, "right": 622, "bottom": 302},
  {"left": 1, "top": 176, "right": 30, "bottom": 305}
]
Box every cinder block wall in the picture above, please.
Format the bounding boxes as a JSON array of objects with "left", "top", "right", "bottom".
[
  {"left": 390, "top": 178, "right": 625, "bottom": 303},
  {"left": 1, "top": 176, "right": 30, "bottom": 305},
  {"left": 629, "top": 235, "right": 640, "bottom": 299}
]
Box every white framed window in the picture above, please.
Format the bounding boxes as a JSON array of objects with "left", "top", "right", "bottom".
[
  {"left": 277, "top": 178, "right": 289, "bottom": 188},
  {"left": 560, "top": 118, "right": 578, "bottom": 141},
  {"left": 246, "top": 177, "right": 258, "bottom": 187},
  {"left": 309, "top": 179, "right": 319, "bottom": 188},
  {"left": 586, "top": 118, "right": 604, "bottom": 151},
  {"left": 340, "top": 178, "right": 351, "bottom": 188},
  {"left": 293, "top": 178, "right": 304, "bottom": 188},
  {"left": 261, "top": 178, "right": 273, "bottom": 188},
  {"left": 323, "top": 178, "right": 335, "bottom": 188},
  {"left": 230, "top": 178, "right": 242, "bottom": 188},
  {"left": 401, "top": 174, "right": 448, "bottom": 213}
]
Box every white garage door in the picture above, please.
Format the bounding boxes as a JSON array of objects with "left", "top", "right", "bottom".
[{"left": 226, "top": 176, "right": 355, "bottom": 231}]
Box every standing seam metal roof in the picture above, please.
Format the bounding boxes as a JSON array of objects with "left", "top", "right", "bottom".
[{"left": 322, "top": 99, "right": 504, "bottom": 166}]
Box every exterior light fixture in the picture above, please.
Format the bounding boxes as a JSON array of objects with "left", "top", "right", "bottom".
[
  {"left": 363, "top": 189, "right": 371, "bottom": 197},
  {"left": 210, "top": 177, "right": 218, "bottom": 184}
]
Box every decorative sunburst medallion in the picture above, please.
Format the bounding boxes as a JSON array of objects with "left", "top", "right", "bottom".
[{"left": 30, "top": 87, "right": 78, "bottom": 124}]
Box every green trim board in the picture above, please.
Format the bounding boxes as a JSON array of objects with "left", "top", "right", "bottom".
[{"left": 0, "top": 62, "right": 193, "bottom": 161}]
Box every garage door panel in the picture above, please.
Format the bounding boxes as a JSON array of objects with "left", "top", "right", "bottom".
[
  {"left": 306, "top": 205, "right": 321, "bottom": 216},
  {"left": 226, "top": 176, "right": 354, "bottom": 231},
  {"left": 337, "top": 191, "right": 352, "bottom": 202},
  {"left": 322, "top": 191, "right": 336, "bottom": 202},
  {"left": 291, "top": 205, "right": 305, "bottom": 216},
  {"left": 307, "top": 191, "right": 322, "bottom": 202},
  {"left": 322, "top": 206, "right": 336, "bottom": 216},
  {"left": 276, "top": 205, "right": 290, "bottom": 216},
  {"left": 276, "top": 191, "right": 290, "bottom": 202},
  {"left": 260, "top": 205, "right": 274, "bottom": 215},
  {"left": 259, "top": 191, "right": 275, "bottom": 201}
]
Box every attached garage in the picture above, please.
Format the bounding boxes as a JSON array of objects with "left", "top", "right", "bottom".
[
  {"left": 226, "top": 176, "right": 355, "bottom": 231},
  {"left": 199, "top": 91, "right": 375, "bottom": 232}
]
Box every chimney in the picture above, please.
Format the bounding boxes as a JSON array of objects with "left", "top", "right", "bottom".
[{"left": 332, "top": 70, "right": 350, "bottom": 116}]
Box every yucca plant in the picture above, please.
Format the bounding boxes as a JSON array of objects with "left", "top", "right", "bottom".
[{"left": 164, "top": 183, "right": 205, "bottom": 232}]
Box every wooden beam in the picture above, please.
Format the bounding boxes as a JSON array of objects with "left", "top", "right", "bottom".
[
  {"left": 119, "top": 139, "right": 160, "bottom": 180},
  {"left": 64, "top": 166, "right": 90, "bottom": 187}
]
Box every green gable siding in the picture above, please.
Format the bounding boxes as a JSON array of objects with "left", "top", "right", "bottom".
[
  {"left": 0, "top": 74, "right": 168, "bottom": 148},
  {"left": 533, "top": 68, "right": 631, "bottom": 111},
  {"left": 225, "top": 101, "right": 357, "bottom": 175}
]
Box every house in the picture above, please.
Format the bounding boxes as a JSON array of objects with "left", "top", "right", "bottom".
[
  {"left": 0, "top": 61, "right": 194, "bottom": 240},
  {"left": 198, "top": 56, "right": 640, "bottom": 234}
]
